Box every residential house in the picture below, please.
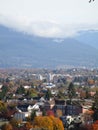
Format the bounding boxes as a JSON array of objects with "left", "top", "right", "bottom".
[{"left": 65, "top": 101, "right": 82, "bottom": 115}]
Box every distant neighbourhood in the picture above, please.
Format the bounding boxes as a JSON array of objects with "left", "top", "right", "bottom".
[{"left": 0, "top": 68, "right": 98, "bottom": 130}]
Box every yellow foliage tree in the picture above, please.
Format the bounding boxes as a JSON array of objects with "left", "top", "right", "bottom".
[
  {"left": 49, "top": 116, "right": 64, "bottom": 130},
  {"left": 33, "top": 116, "right": 64, "bottom": 130},
  {"left": 33, "top": 116, "right": 53, "bottom": 130},
  {"left": 0, "top": 101, "right": 6, "bottom": 112}
]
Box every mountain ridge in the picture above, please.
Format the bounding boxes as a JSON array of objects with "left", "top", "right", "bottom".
[
  {"left": 0, "top": 25, "right": 98, "bottom": 68},
  {"left": 76, "top": 31, "right": 98, "bottom": 49}
]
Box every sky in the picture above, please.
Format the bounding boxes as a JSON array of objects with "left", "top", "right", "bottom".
[{"left": 0, "top": 0, "right": 98, "bottom": 38}]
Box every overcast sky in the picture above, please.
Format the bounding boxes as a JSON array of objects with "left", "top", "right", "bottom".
[{"left": 0, "top": 0, "right": 98, "bottom": 37}]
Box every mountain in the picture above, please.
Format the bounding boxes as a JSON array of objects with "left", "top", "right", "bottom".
[
  {"left": 76, "top": 31, "right": 98, "bottom": 49},
  {"left": 0, "top": 25, "right": 98, "bottom": 68}
]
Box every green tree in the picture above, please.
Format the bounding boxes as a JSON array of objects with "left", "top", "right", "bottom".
[
  {"left": 85, "top": 89, "right": 90, "bottom": 99},
  {"left": 16, "top": 85, "right": 25, "bottom": 94},
  {"left": 45, "top": 89, "right": 52, "bottom": 100},
  {"left": 57, "top": 90, "right": 65, "bottom": 99},
  {"left": 0, "top": 86, "right": 8, "bottom": 100},
  {"left": 31, "top": 110, "right": 36, "bottom": 121},
  {"left": 68, "top": 82, "right": 76, "bottom": 103},
  {"left": 0, "top": 101, "right": 6, "bottom": 112},
  {"left": 42, "top": 109, "right": 46, "bottom": 116}
]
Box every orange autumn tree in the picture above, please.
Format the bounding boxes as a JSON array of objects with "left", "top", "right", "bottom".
[
  {"left": 92, "top": 120, "right": 98, "bottom": 130},
  {"left": 33, "top": 116, "right": 53, "bottom": 130},
  {"left": 1, "top": 123, "right": 13, "bottom": 130},
  {"left": 33, "top": 116, "right": 64, "bottom": 130},
  {"left": 25, "top": 122, "right": 33, "bottom": 130},
  {"left": 49, "top": 116, "right": 64, "bottom": 130}
]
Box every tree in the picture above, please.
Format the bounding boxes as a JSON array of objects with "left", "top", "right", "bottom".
[
  {"left": 33, "top": 116, "right": 64, "bottom": 130},
  {"left": 85, "top": 88, "right": 91, "bottom": 99},
  {"left": 26, "top": 88, "right": 38, "bottom": 98},
  {"left": 68, "top": 82, "right": 76, "bottom": 103},
  {"left": 92, "top": 120, "right": 98, "bottom": 130},
  {"left": 16, "top": 85, "right": 25, "bottom": 94},
  {"left": 33, "top": 116, "right": 53, "bottom": 130},
  {"left": 92, "top": 91, "right": 98, "bottom": 121},
  {"left": 30, "top": 110, "right": 36, "bottom": 121},
  {"left": 24, "top": 122, "right": 33, "bottom": 130},
  {"left": 45, "top": 89, "right": 52, "bottom": 100},
  {"left": 56, "top": 109, "right": 63, "bottom": 117},
  {"left": 47, "top": 110, "right": 54, "bottom": 116},
  {"left": 42, "top": 109, "right": 46, "bottom": 116},
  {"left": 0, "top": 103, "right": 16, "bottom": 120},
  {"left": 1, "top": 123, "right": 13, "bottom": 130},
  {"left": 0, "top": 101, "right": 6, "bottom": 112},
  {"left": 0, "top": 85, "right": 8, "bottom": 100},
  {"left": 50, "top": 116, "right": 64, "bottom": 130},
  {"left": 10, "top": 118, "right": 21, "bottom": 127}
]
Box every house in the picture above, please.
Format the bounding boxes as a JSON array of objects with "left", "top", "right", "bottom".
[
  {"left": 0, "top": 84, "right": 3, "bottom": 92},
  {"left": 44, "top": 100, "right": 55, "bottom": 111},
  {"left": 54, "top": 99, "right": 66, "bottom": 115},
  {"left": 14, "top": 111, "right": 30, "bottom": 121},
  {"left": 23, "top": 85, "right": 31, "bottom": 89},
  {"left": 45, "top": 83, "right": 56, "bottom": 89},
  {"left": 28, "top": 104, "right": 40, "bottom": 112},
  {"left": 65, "top": 101, "right": 82, "bottom": 115},
  {"left": 82, "top": 105, "right": 93, "bottom": 124}
]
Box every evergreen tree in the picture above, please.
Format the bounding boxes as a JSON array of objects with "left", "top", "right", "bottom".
[
  {"left": 45, "top": 89, "right": 52, "bottom": 100},
  {"left": 0, "top": 86, "right": 8, "bottom": 100},
  {"left": 68, "top": 82, "right": 76, "bottom": 103},
  {"left": 85, "top": 89, "right": 90, "bottom": 99},
  {"left": 31, "top": 110, "right": 36, "bottom": 121},
  {"left": 16, "top": 85, "right": 25, "bottom": 94},
  {"left": 42, "top": 109, "right": 46, "bottom": 116}
]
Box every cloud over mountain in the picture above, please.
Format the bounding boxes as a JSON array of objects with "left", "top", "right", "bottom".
[
  {"left": 0, "top": 14, "right": 98, "bottom": 38},
  {"left": 0, "top": 0, "right": 98, "bottom": 38}
]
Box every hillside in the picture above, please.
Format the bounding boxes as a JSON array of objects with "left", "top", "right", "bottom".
[
  {"left": 0, "top": 25, "right": 98, "bottom": 68},
  {"left": 76, "top": 31, "right": 98, "bottom": 49}
]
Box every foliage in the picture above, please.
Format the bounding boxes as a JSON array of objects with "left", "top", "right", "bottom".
[
  {"left": 47, "top": 110, "right": 54, "bottom": 116},
  {"left": 26, "top": 88, "right": 38, "bottom": 98},
  {"left": 92, "top": 120, "right": 98, "bottom": 130},
  {"left": 45, "top": 89, "right": 52, "bottom": 100},
  {"left": 33, "top": 116, "right": 64, "bottom": 130},
  {"left": 49, "top": 116, "right": 64, "bottom": 130},
  {"left": 85, "top": 89, "right": 91, "bottom": 99},
  {"left": 68, "top": 82, "right": 76, "bottom": 103},
  {"left": 24, "top": 122, "right": 33, "bottom": 130},
  {"left": 10, "top": 118, "right": 21, "bottom": 127},
  {"left": 0, "top": 101, "right": 6, "bottom": 112},
  {"left": 0, "top": 102, "right": 17, "bottom": 120},
  {"left": 0, "top": 86, "right": 8, "bottom": 100},
  {"left": 57, "top": 90, "right": 65, "bottom": 99},
  {"left": 92, "top": 91, "right": 98, "bottom": 121},
  {"left": 56, "top": 109, "right": 62, "bottom": 117},
  {"left": 42, "top": 109, "right": 46, "bottom": 116},
  {"left": 16, "top": 85, "right": 25, "bottom": 94},
  {"left": 31, "top": 110, "right": 36, "bottom": 121},
  {"left": 1, "top": 123, "right": 13, "bottom": 130},
  {"left": 33, "top": 116, "right": 53, "bottom": 130}
]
